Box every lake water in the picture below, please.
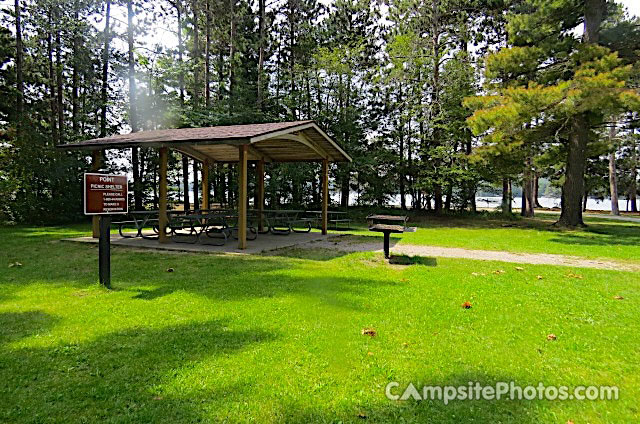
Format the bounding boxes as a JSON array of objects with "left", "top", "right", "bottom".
[{"left": 340, "top": 193, "right": 638, "bottom": 212}]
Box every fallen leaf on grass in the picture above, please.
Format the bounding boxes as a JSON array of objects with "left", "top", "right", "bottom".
[
  {"left": 367, "top": 351, "right": 374, "bottom": 356},
  {"left": 566, "top": 273, "right": 583, "bottom": 279},
  {"left": 8, "top": 262, "right": 23, "bottom": 268},
  {"left": 547, "top": 334, "right": 557, "bottom": 341},
  {"left": 462, "top": 301, "right": 472, "bottom": 309},
  {"left": 362, "top": 328, "right": 377, "bottom": 337},
  {"left": 567, "top": 420, "right": 574, "bottom": 424},
  {"left": 536, "top": 275, "right": 544, "bottom": 280},
  {"left": 166, "top": 268, "right": 174, "bottom": 273},
  {"left": 493, "top": 269, "right": 505, "bottom": 275},
  {"left": 515, "top": 266, "right": 524, "bottom": 271},
  {"left": 613, "top": 295, "right": 624, "bottom": 300}
]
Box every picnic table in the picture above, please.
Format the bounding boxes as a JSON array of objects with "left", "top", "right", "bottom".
[
  {"left": 252, "top": 210, "right": 311, "bottom": 235},
  {"left": 112, "top": 210, "right": 160, "bottom": 239},
  {"left": 367, "top": 214, "right": 409, "bottom": 259},
  {"left": 306, "top": 210, "right": 351, "bottom": 230},
  {"left": 168, "top": 210, "right": 257, "bottom": 245}
]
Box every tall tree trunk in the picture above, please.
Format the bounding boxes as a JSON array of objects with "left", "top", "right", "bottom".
[
  {"left": 228, "top": 0, "right": 235, "bottom": 106},
  {"left": 204, "top": 0, "right": 211, "bottom": 108},
  {"left": 502, "top": 177, "right": 512, "bottom": 215},
  {"left": 444, "top": 185, "right": 452, "bottom": 211},
  {"left": 47, "top": 11, "right": 59, "bottom": 145},
  {"left": 192, "top": 0, "right": 200, "bottom": 107},
  {"left": 127, "top": 0, "right": 142, "bottom": 210},
  {"left": 558, "top": 0, "right": 605, "bottom": 226},
  {"left": 173, "top": 0, "right": 190, "bottom": 210},
  {"left": 14, "top": 0, "right": 24, "bottom": 135},
  {"left": 631, "top": 133, "right": 638, "bottom": 212},
  {"left": 55, "top": 21, "right": 64, "bottom": 140},
  {"left": 71, "top": 0, "right": 80, "bottom": 133},
  {"left": 182, "top": 156, "right": 190, "bottom": 211},
  {"left": 558, "top": 114, "right": 589, "bottom": 226},
  {"left": 288, "top": 0, "right": 296, "bottom": 119},
  {"left": 522, "top": 157, "right": 535, "bottom": 217},
  {"left": 608, "top": 124, "right": 620, "bottom": 215},
  {"left": 399, "top": 121, "right": 406, "bottom": 210},
  {"left": 533, "top": 174, "right": 542, "bottom": 208},
  {"left": 341, "top": 174, "right": 349, "bottom": 208},
  {"left": 257, "top": 0, "right": 265, "bottom": 111},
  {"left": 100, "top": 0, "right": 111, "bottom": 138},
  {"left": 175, "top": 0, "right": 185, "bottom": 106},
  {"left": 431, "top": 3, "right": 443, "bottom": 214},
  {"left": 193, "top": 160, "right": 199, "bottom": 210}
]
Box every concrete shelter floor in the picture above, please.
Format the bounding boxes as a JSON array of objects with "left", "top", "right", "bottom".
[{"left": 65, "top": 231, "right": 333, "bottom": 255}]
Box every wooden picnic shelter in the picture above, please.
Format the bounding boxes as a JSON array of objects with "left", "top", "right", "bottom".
[{"left": 58, "top": 120, "right": 352, "bottom": 249}]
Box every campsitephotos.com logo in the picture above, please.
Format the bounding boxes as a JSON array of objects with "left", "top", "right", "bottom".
[{"left": 385, "top": 381, "right": 619, "bottom": 405}]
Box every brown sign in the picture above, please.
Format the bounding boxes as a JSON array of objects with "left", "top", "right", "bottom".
[{"left": 84, "top": 173, "right": 128, "bottom": 215}]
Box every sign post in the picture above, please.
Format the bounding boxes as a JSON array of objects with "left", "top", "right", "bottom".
[{"left": 84, "top": 173, "right": 128, "bottom": 288}]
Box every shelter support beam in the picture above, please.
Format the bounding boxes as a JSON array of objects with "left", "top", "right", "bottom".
[
  {"left": 202, "top": 159, "right": 210, "bottom": 209},
  {"left": 238, "top": 145, "right": 248, "bottom": 249},
  {"left": 322, "top": 159, "right": 329, "bottom": 235},
  {"left": 257, "top": 159, "right": 265, "bottom": 232},
  {"left": 159, "top": 147, "right": 169, "bottom": 243}
]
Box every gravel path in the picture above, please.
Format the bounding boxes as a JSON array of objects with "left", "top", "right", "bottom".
[{"left": 301, "top": 236, "right": 640, "bottom": 271}]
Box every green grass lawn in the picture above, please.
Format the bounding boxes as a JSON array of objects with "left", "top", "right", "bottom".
[
  {"left": 1, "top": 223, "right": 639, "bottom": 423},
  {"left": 344, "top": 212, "right": 640, "bottom": 264}
]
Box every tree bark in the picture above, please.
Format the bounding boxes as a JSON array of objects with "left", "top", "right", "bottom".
[
  {"left": 182, "top": 156, "right": 190, "bottom": 211},
  {"left": 257, "top": 0, "right": 265, "bottom": 111},
  {"left": 100, "top": 0, "right": 111, "bottom": 138},
  {"left": 192, "top": 0, "right": 200, "bottom": 107},
  {"left": 71, "top": 0, "right": 81, "bottom": 133},
  {"left": 47, "top": 11, "right": 59, "bottom": 145},
  {"left": 557, "top": 0, "right": 605, "bottom": 226},
  {"left": 533, "top": 175, "right": 542, "bottom": 208},
  {"left": 288, "top": 0, "right": 296, "bottom": 119},
  {"left": 175, "top": 0, "right": 185, "bottom": 106},
  {"left": 55, "top": 19, "right": 64, "bottom": 140},
  {"left": 127, "top": 0, "right": 142, "bottom": 210},
  {"left": 558, "top": 114, "right": 589, "bottom": 226},
  {"left": 608, "top": 124, "right": 620, "bottom": 215},
  {"left": 340, "top": 173, "right": 349, "bottom": 208},
  {"left": 399, "top": 121, "right": 406, "bottom": 210},
  {"left": 204, "top": 0, "right": 211, "bottom": 108},
  {"left": 193, "top": 160, "right": 199, "bottom": 210},
  {"left": 14, "top": 0, "right": 24, "bottom": 135},
  {"left": 228, "top": 0, "right": 235, "bottom": 106},
  {"left": 631, "top": 133, "right": 638, "bottom": 212},
  {"left": 502, "top": 177, "right": 512, "bottom": 215}
]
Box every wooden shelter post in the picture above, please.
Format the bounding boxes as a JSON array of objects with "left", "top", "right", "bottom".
[
  {"left": 91, "top": 150, "right": 103, "bottom": 238},
  {"left": 256, "top": 159, "right": 265, "bottom": 232},
  {"left": 202, "top": 159, "right": 210, "bottom": 209},
  {"left": 238, "top": 145, "right": 248, "bottom": 249},
  {"left": 322, "top": 159, "right": 329, "bottom": 235},
  {"left": 158, "top": 147, "right": 169, "bottom": 243}
]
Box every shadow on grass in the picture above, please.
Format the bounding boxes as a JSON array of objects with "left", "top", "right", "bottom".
[
  {"left": 389, "top": 255, "right": 437, "bottom": 266},
  {"left": 549, "top": 230, "right": 640, "bottom": 247},
  {"left": 1, "top": 229, "right": 406, "bottom": 311},
  {"left": 277, "top": 372, "right": 541, "bottom": 423},
  {"left": 132, "top": 286, "right": 176, "bottom": 300},
  {"left": 0, "top": 318, "right": 276, "bottom": 422},
  {"left": 0, "top": 311, "right": 59, "bottom": 346}
]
